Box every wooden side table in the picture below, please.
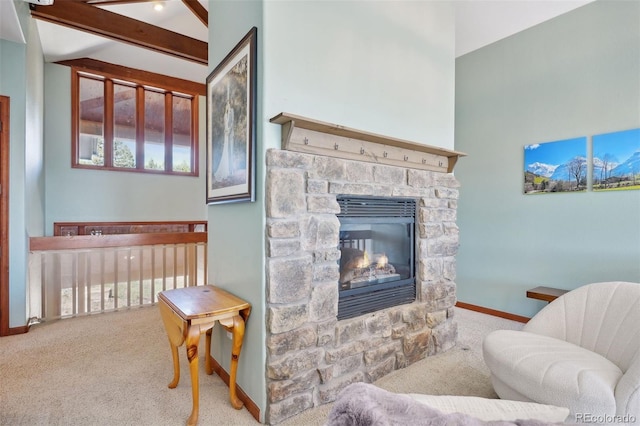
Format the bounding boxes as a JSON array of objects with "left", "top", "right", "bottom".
[
  {"left": 158, "top": 285, "right": 251, "bottom": 426},
  {"left": 526, "top": 286, "right": 569, "bottom": 303}
]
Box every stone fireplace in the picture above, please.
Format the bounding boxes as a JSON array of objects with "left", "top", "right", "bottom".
[{"left": 265, "top": 114, "right": 464, "bottom": 424}]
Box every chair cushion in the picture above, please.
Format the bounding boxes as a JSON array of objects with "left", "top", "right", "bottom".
[{"left": 483, "top": 329, "right": 622, "bottom": 416}]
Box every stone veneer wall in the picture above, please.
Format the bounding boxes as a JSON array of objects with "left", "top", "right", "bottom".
[{"left": 265, "top": 148, "right": 460, "bottom": 424}]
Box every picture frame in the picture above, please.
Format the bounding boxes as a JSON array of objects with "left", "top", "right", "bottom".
[
  {"left": 592, "top": 128, "right": 640, "bottom": 192},
  {"left": 523, "top": 136, "right": 587, "bottom": 194},
  {"left": 206, "top": 27, "right": 257, "bottom": 204}
]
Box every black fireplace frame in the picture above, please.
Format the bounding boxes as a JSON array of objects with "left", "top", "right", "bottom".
[{"left": 336, "top": 196, "right": 416, "bottom": 320}]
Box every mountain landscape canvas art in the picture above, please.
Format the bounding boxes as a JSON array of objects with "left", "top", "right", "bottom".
[
  {"left": 592, "top": 128, "right": 640, "bottom": 192},
  {"left": 524, "top": 137, "right": 587, "bottom": 194}
]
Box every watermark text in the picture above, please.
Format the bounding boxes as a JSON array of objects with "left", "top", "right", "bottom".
[{"left": 575, "top": 413, "right": 637, "bottom": 424}]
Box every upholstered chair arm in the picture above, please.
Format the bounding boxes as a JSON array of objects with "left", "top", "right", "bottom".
[
  {"left": 615, "top": 353, "right": 640, "bottom": 417},
  {"left": 522, "top": 297, "right": 569, "bottom": 340}
]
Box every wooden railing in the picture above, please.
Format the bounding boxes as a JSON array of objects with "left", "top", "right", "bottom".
[
  {"left": 53, "top": 220, "right": 206, "bottom": 236},
  {"left": 29, "top": 230, "right": 207, "bottom": 321}
]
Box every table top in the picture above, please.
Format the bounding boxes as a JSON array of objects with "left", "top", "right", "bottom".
[
  {"left": 526, "top": 286, "right": 569, "bottom": 302},
  {"left": 158, "top": 285, "right": 250, "bottom": 320}
]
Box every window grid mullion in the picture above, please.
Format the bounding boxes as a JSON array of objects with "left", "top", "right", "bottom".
[
  {"left": 104, "top": 79, "right": 114, "bottom": 168},
  {"left": 164, "top": 93, "right": 173, "bottom": 172},
  {"left": 136, "top": 86, "right": 145, "bottom": 170}
]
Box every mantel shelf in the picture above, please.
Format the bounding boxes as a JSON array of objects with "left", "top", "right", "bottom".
[{"left": 270, "top": 112, "right": 466, "bottom": 173}]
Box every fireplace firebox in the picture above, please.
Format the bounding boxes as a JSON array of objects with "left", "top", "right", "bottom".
[{"left": 337, "top": 196, "right": 416, "bottom": 320}]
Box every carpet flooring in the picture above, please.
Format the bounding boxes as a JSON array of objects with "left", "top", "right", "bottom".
[{"left": 0, "top": 305, "right": 522, "bottom": 425}]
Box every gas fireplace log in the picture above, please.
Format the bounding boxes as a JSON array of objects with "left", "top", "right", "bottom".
[{"left": 339, "top": 251, "right": 397, "bottom": 284}]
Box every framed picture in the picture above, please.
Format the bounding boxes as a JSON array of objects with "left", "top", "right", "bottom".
[
  {"left": 593, "top": 128, "right": 640, "bottom": 192},
  {"left": 523, "top": 136, "right": 587, "bottom": 194},
  {"left": 206, "top": 27, "right": 257, "bottom": 204}
]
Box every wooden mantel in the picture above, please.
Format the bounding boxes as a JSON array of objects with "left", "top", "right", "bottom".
[{"left": 270, "top": 113, "right": 466, "bottom": 173}]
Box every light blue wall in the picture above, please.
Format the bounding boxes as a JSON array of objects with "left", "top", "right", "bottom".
[
  {"left": 0, "top": 0, "right": 44, "bottom": 327},
  {"left": 43, "top": 64, "right": 207, "bottom": 235},
  {"left": 207, "top": 0, "right": 266, "bottom": 419},
  {"left": 455, "top": 0, "right": 640, "bottom": 318},
  {"left": 0, "top": 39, "right": 29, "bottom": 328},
  {"left": 208, "top": 0, "right": 455, "bottom": 420}
]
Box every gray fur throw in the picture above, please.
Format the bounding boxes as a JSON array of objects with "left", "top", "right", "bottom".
[{"left": 325, "top": 383, "right": 563, "bottom": 426}]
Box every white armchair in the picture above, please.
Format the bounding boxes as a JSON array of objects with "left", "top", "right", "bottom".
[{"left": 483, "top": 281, "right": 640, "bottom": 421}]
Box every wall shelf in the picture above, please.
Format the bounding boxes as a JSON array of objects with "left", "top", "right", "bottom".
[{"left": 270, "top": 112, "right": 466, "bottom": 173}]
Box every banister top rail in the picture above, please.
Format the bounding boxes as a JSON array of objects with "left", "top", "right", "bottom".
[
  {"left": 30, "top": 232, "right": 207, "bottom": 251},
  {"left": 53, "top": 220, "right": 206, "bottom": 236}
]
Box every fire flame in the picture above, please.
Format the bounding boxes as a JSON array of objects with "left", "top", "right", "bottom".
[
  {"left": 355, "top": 251, "right": 389, "bottom": 269},
  {"left": 357, "top": 251, "right": 370, "bottom": 269}
]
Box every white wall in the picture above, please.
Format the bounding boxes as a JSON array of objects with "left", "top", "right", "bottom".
[
  {"left": 455, "top": 0, "right": 640, "bottom": 318},
  {"left": 263, "top": 0, "right": 455, "bottom": 150},
  {"left": 208, "top": 0, "right": 456, "bottom": 419},
  {"left": 25, "top": 18, "right": 45, "bottom": 238}
]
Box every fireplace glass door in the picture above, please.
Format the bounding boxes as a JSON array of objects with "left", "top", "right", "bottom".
[{"left": 337, "top": 196, "right": 416, "bottom": 319}]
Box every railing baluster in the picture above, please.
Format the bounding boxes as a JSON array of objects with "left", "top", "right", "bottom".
[
  {"left": 50, "top": 253, "right": 58, "bottom": 318},
  {"left": 162, "top": 245, "right": 167, "bottom": 292},
  {"left": 77, "top": 251, "right": 87, "bottom": 315},
  {"left": 41, "top": 252, "right": 48, "bottom": 319},
  {"left": 100, "top": 250, "right": 105, "bottom": 312},
  {"left": 183, "top": 243, "right": 188, "bottom": 287},
  {"left": 173, "top": 245, "right": 178, "bottom": 289},
  {"left": 29, "top": 233, "right": 207, "bottom": 321},
  {"left": 203, "top": 243, "right": 208, "bottom": 285},
  {"left": 151, "top": 247, "right": 156, "bottom": 302},
  {"left": 113, "top": 249, "right": 119, "bottom": 309},
  {"left": 139, "top": 247, "right": 144, "bottom": 306},
  {"left": 126, "top": 248, "right": 132, "bottom": 307},
  {"left": 87, "top": 252, "right": 92, "bottom": 313}
]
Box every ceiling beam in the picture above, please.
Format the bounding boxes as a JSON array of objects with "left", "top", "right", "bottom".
[
  {"left": 30, "top": 1, "right": 207, "bottom": 65},
  {"left": 57, "top": 58, "right": 206, "bottom": 96},
  {"left": 83, "top": 1, "right": 152, "bottom": 5},
  {"left": 182, "top": 0, "right": 208, "bottom": 27},
  {"left": 83, "top": 0, "right": 151, "bottom": 5}
]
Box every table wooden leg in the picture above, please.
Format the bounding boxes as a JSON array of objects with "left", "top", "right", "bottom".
[
  {"left": 205, "top": 328, "right": 213, "bottom": 375},
  {"left": 229, "top": 314, "right": 245, "bottom": 409},
  {"left": 159, "top": 301, "right": 185, "bottom": 389},
  {"left": 168, "top": 341, "right": 180, "bottom": 389},
  {"left": 186, "top": 325, "right": 201, "bottom": 426}
]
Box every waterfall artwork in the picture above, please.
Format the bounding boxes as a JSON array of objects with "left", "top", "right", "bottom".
[{"left": 206, "top": 27, "right": 257, "bottom": 204}]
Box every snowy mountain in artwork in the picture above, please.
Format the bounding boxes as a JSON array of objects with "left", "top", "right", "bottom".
[
  {"left": 610, "top": 151, "right": 640, "bottom": 176},
  {"left": 594, "top": 151, "right": 640, "bottom": 178},
  {"left": 526, "top": 162, "right": 557, "bottom": 177},
  {"left": 593, "top": 156, "right": 620, "bottom": 180},
  {"left": 550, "top": 156, "right": 587, "bottom": 181}
]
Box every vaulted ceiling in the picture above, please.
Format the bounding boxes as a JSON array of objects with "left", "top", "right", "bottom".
[
  {"left": 31, "top": 0, "right": 210, "bottom": 83},
  {"left": 1, "top": 0, "right": 595, "bottom": 85}
]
